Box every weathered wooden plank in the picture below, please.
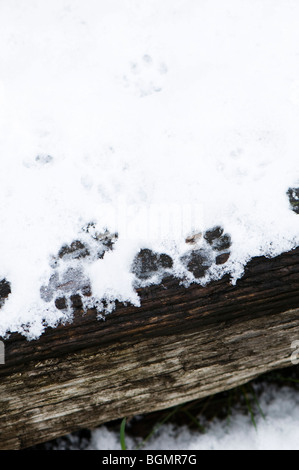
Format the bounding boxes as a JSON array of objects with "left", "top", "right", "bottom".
[{"left": 0, "top": 247, "right": 299, "bottom": 449}]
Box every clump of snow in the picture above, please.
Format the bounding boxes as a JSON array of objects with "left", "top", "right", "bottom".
[{"left": 1, "top": 0, "right": 299, "bottom": 338}]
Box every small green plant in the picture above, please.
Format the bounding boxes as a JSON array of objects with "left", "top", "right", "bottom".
[
  {"left": 249, "top": 384, "right": 266, "bottom": 421},
  {"left": 270, "top": 372, "right": 299, "bottom": 385},
  {"left": 240, "top": 384, "right": 266, "bottom": 430},
  {"left": 181, "top": 408, "right": 205, "bottom": 433},
  {"left": 136, "top": 404, "right": 182, "bottom": 450},
  {"left": 119, "top": 402, "right": 206, "bottom": 451},
  {"left": 241, "top": 386, "right": 257, "bottom": 430}
]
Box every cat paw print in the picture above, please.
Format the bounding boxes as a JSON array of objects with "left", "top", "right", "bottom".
[
  {"left": 40, "top": 267, "right": 91, "bottom": 311},
  {"left": 123, "top": 54, "right": 168, "bottom": 97},
  {"left": 181, "top": 226, "right": 232, "bottom": 279},
  {"left": 203, "top": 226, "right": 232, "bottom": 264},
  {"left": 288, "top": 187, "right": 299, "bottom": 214},
  {"left": 23, "top": 154, "right": 54, "bottom": 168},
  {"left": 131, "top": 248, "right": 173, "bottom": 281},
  {"left": 180, "top": 248, "right": 212, "bottom": 279},
  {"left": 0, "top": 279, "right": 11, "bottom": 309},
  {"left": 40, "top": 226, "right": 118, "bottom": 311}
]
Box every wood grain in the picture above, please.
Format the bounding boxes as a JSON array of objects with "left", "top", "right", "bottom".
[{"left": 0, "top": 247, "right": 299, "bottom": 449}]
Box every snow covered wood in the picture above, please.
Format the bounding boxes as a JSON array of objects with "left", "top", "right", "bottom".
[{"left": 0, "top": 247, "right": 299, "bottom": 449}]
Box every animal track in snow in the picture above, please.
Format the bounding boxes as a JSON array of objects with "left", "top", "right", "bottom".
[
  {"left": 123, "top": 54, "right": 168, "bottom": 97},
  {"left": 181, "top": 226, "right": 232, "bottom": 279},
  {"left": 40, "top": 225, "right": 118, "bottom": 313},
  {"left": 131, "top": 226, "right": 232, "bottom": 283},
  {"left": 0, "top": 279, "right": 11, "bottom": 309},
  {"left": 131, "top": 248, "right": 173, "bottom": 281},
  {"left": 288, "top": 187, "right": 299, "bottom": 214}
]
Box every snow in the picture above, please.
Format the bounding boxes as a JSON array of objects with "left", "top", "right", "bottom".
[
  {"left": 47, "top": 383, "right": 299, "bottom": 450},
  {"left": 1, "top": 0, "right": 299, "bottom": 338}
]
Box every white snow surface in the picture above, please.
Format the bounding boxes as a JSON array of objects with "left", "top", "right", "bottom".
[
  {"left": 1, "top": 0, "right": 299, "bottom": 338},
  {"left": 52, "top": 384, "right": 299, "bottom": 450}
]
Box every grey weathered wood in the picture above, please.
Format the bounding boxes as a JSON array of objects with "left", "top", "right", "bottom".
[{"left": 0, "top": 247, "right": 299, "bottom": 449}]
